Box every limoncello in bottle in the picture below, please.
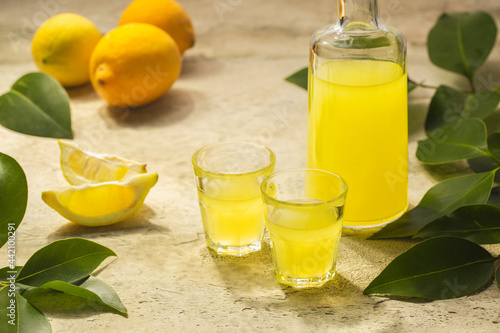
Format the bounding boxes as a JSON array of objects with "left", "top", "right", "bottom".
[{"left": 307, "top": 0, "right": 408, "bottom": 228}]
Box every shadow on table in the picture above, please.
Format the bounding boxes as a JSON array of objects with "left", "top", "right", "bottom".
[
  {"left": 281, "top": 271, "right": 362, "bottom": 299},
  {"left": 100, "top": 87, "right": 198, "bottom": 129},
  {"left": 65, "top": 82, "right": 98, "bottom": 101},
  {"left": 207, "top": 237, "right": 362, "bottom": 299},
  {"left": 46, "top": 204, "right": 169, "bottom": 242},
  {"left": 203, "top": 237, "right": 422, "bottom": 330},
  {"left": 206, "top": 239, "right": 275, "bottom": 291},
  {"left": 180, "top": 56, "right": 225, "bottom": 80}
]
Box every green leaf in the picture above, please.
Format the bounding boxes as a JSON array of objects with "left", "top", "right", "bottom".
[
  {"left": 285, "top": 67, "right": 308, "bottom": 90},
  {"left": 488, "top": 132, "right": 500, "bottom": 161},
  {"left": 414, "top": 205, "right": 500, "bottom": 244},
  {"left": 0, "top": 72, "right": 73, "bottom": 139},
  {"left": 16, "top": 238, "right": 116, "bottom": 287},
  {"left": 0, "top": 153, "right": 28, "bottom": 249},
  {"left": 488, "top": 186, "right": 500, "bottom": 207},
  {"left": 364, "top": 237, "right": 495, "bottom": 299},
  {"left": 427, "top": 12, "right": 497, "bottom": 79},
  {"left": 467, "top": 156, "right": 500, "bottom": 176},
  {"left": 23, "top": 277, "right": 127, "bottom": 315},
  {"left": 408, "top": 78, "right": 419, "bottom": 93},
  {"left": 425, "top": 85, "right": 500, "bottom": 135},
  {"left": 370, "top": 170, "right": 495, "bottom": 239},
  {"left": 417, "top": 118, "right": 489, "bottom": 164},
  {"left": 0, "top": 288, "right": 51, "bottom": 333},
  {"left": 467, "top": 132, "right": 500, "bottom": 180},
  {"left": 0, "top": 267, "right": 21, "bottom": 282}
]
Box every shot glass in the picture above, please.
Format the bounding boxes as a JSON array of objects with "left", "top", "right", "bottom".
[
  {"left": 192, "top": 141, "right": 276, "bottom": 256},
  {"left": 261, "top": 169, "right": 348, "bottom": 288}
]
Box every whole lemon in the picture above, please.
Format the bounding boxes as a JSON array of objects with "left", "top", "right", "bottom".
[
  {"left": 32, "top": 13, "right": 101, "bottom": 87},
  {"left": 119, "top": 0, "right": 195, "bottom": 54},
  {"left": 89, "top": 23, "right": 182, "bottom": 108}
]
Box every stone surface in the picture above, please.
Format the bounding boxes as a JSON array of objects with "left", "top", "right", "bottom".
[{"left": 1, "top": 0, "right": 500, "bottom": 332}]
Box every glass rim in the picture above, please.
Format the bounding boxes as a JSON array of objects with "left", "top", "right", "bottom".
[
  {"left": 260, "top": 168, "right": 348, "bottom": 207},
  {"left": 192, "top": 141, "right": 276, "bottom": 178}
]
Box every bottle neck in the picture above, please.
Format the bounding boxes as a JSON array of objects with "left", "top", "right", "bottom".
[{"left": 338, "top": 0, "right": 379, "bottom": 30}]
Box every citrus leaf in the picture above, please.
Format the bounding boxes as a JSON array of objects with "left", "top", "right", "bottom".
[
  {"left": 364, "top": 237, "right": 495, "bottom": 299},
  {"left": 417, "top": 118, "right": 489, "bottom": 164},
  {"left": 0, "top": 153, "right": 28, "bottom": 249},
  {"left": 488, "top": 186, "right": 500, "bottom": 207},
  {"left": 16, "top": 238, "right": 116, "bottom": 287},
  {"left": 285, "top": 67, "right": 308, "bottom": 90},
  {"left": 424, "top": 86, "right": 500, "bottom": 135},
  {"left": 467, "top": 156, "right": 500, "bottom": 179},
  {"left": 370, "top": 170, "right": 495, "bottom": 239},
  {"left": 427, "top": 12, "right": 497, "bottom": 79},
  {"left": 467, "top": 132, "right": 500, "bottom": 180},
  {"left": 0, "top": 266, "right": 21, "bottom": 282},
  {"left": 414, "top": 205, "right": 500, "bottom": 244},
  {"left": 407, "top": 78, "right": 419, "bottom": 93},
  {"left": 0, "top": 288, "right": 51, "bottom": 333},
  {"left": 22, "top": 277, "right": 127, "bottom": 315},
  {"left": 0, "top": 72, "right": 73, "bottom": 139},
  {"left": 488, "top": 132, "right": 500, "bottom": 161},
  {"left": 369, "top": 206, "right": 442, "bottom": 240}
]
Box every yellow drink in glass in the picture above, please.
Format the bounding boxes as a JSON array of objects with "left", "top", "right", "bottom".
[
  {"left": 193, "top": 141, "right": 275, "bottom": 256},
  {"left": 307, "top": 60, "right": 408, "bottom": 228},
  {"left": 197, "top": 179, "right": 265, "bottom": 252},
  {"left": 266, "top": 200, "right": 343, "bottom": 283},
  {"left": 261, "top": 169, "right": 347, "bottom": 288}
]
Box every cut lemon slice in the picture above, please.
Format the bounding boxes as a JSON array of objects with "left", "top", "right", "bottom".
[
  {"left": 59, "top": 140, "right": 147, "bottom": 185},
  {"left": 42, "top": 172, "right": 158, "bottom": 226}
]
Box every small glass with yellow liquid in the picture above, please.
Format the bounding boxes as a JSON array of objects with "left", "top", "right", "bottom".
[
  {"left": 261, "top": 169, "right": 347, "bottom": 288},
  {"left": 308, "top": 0, "right": 408, "bottom": 228},
  {"left": 192, "top": 142, "right": 275, "bottom": 256}
]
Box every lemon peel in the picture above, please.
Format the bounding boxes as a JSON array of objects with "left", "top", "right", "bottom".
[
  {"left": 119, "top": 0, "right": 195, "bottom": 54},
  {"left": 31, "top": 13, "right": 101, "bottom": 87},
  {"left": 59, "top": 140, "right": 147, "bottom": 185},
  {"left": 89, "top": 23, "right": 181, "bottom": 108},
  {"left": 42, "top": 173, "right": 158, "bottom": 227}
]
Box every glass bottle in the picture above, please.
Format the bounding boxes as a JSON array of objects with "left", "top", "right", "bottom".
[{"left": 307, "top": 0, "right": 408, "bottom": 228}]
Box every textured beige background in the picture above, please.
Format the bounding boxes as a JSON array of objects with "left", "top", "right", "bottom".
[{"left": 1, "top": 0, "right": 500, "bottom": 332}]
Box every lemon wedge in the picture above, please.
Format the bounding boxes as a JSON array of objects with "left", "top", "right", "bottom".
[
  {"left": 59, "top": 140, "right": 147, "bottom": 185},
  {"left": 42, "top": 173, "right": 158, "bottom": 226}
]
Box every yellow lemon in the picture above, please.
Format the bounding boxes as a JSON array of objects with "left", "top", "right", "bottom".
[
  {"left": 89, "top": 23, "right": 182, "bottom": 108},
  {"left": 42, "top": 173, "right": 158, "bottom": 226},
  {"left": 32, "top": 13, "right": 101, "bottom": 87},
  {"left": 119, "top": 0, "right": 195, "bottom": 54},
  {"left": 59, "top": 140, "right": 147, "bottom": 185}
]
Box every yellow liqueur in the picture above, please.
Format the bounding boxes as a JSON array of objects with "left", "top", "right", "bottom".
[{"left": 307, "top": 0, "right": 408, "bottom": 227}]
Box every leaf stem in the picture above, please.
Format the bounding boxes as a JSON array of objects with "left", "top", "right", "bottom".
[
  {"left": 408, "top": 79, "right": 473, "bottom": 94},
  {"left": 483, "top": 151, "right": 500, "bottom": 164},
  {"left": 468, "top": 77, "right": 476, "bottom": 94},
  {"left": 419, "top": 83, "right": 440, "bottom": 90}
]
